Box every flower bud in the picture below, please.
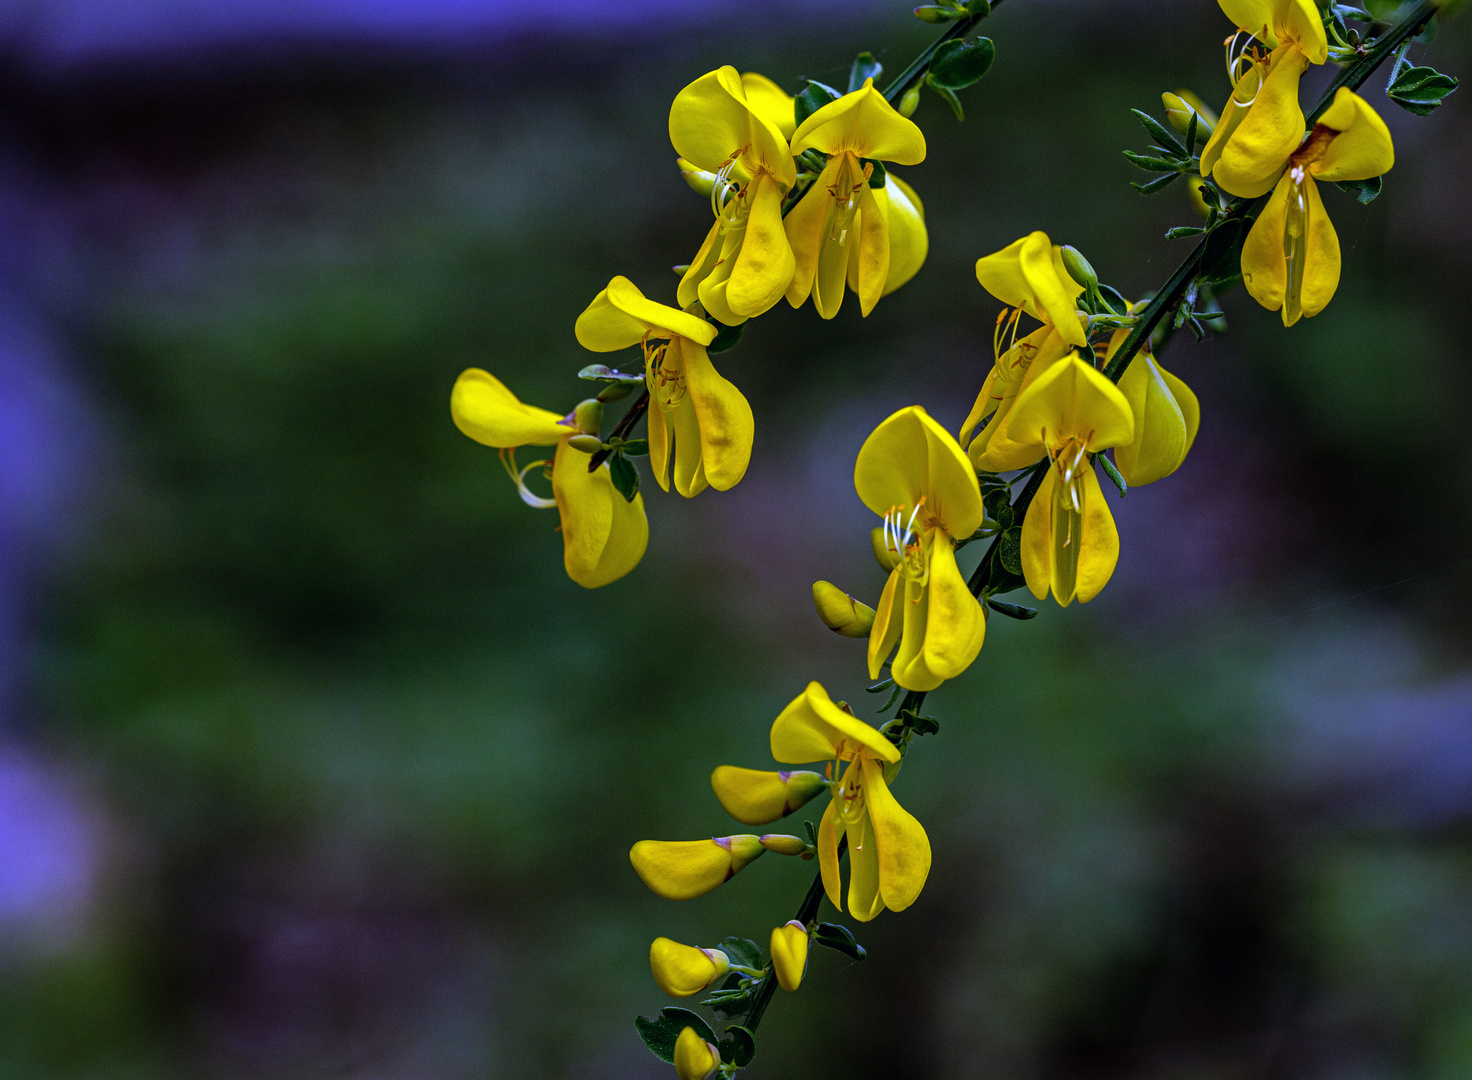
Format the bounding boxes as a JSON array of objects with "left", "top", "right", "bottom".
[
  {"left": 759, "top": 834, "right": 809, "bottom": 857},
  {"left": 649, "top": 937, "right": 731, "bottom": 997},
  {"left": 870, "top": 526, "right": 901, "bottom": 572},
  {"left": 596, "top": 381, "right": 634, "bottom": 403},
  {"left": 677, "top": 157, "right": 718, "bottom": 199},
  {"left": 899, "top": 85, "right": 922, "bottom": 118},
  {"left": 770, "top": 920, "right": 810, "bottom": 992},
  {"left": 567, "top": 434, "right": 604, "bottom": 454},
  {"left": 710, "top": 766, "right": 828, "bottom": 826},
  {"left": 674, "top": 1026, "right": 721, "bottom": 1080},
  {"left": 812, "top": 581, "right": 876, "bottom": 638},
  {"left": 1161, "top": 90, "right": 1215, "bottom": 138},
  {"left": 574, "top": 398, "right": 603, "bottom": 436},
  {"left": 913, "top": 4, "right": 959, "bottom": 22},
  {"left": 629, "top": 836, "right": 766, "bottom": 900},
  {"left": 1059, "top": 245, "right": 1098, "bottom": 294}
]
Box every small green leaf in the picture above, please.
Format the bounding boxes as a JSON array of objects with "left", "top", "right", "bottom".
[
  {"left": 1131, "top": 172, "right": 1181, "bottom": 195},
  {"left": 578, "top": 364, "right": 643, "bottom": 384},
  {"left": 708, "top": 319, "right": 744, "bottom": 353},
  {"left": 1097, "top": 454, "right": 1127, "bottom": 497},
  {"left": 913, "top": 4, "right": 965, "bottom": 23},
  {"left": 897, "top": 709, "right": 940, "bottom": 736},
  {"left": 925, "top": 76, "right": 965, "bottom": 120},
  {"left": 1123, "top": 150, "right": 1184, "bottom": 172},
  {"left": 865, "top": 677, "right": 896, "bottom": 694},
  {"left": 609, "top": 454, "right": 639, "bottom": 502},
  {"left": 1165, "top": 225, "right": 1207, "bottom": 239},
  {"left": 717, "top": 937, "right": 763, "bottom": 970},
  {"left": 1335, "top": 176, "right": 1383, "bottom": 204},
  {"left": 997, "top": 526, "right": 1023, "bottom": 575},
  {"left": 804, "top": 819, "right": 818, "bottom": 847},
  {"left": 1097, "top": 284, "right": 1130, "bottom": 315},
  {"left": 928, "top": 37, "right": 995, "bottom": 90},
  {"left": 986, "top": 597, "right": 1037, "bottom": 620},
  {"left": 982, "top": 488, "right": 1013, "bottom": 529},
  {"left": 962, "top": 0, "right": 991, "bottom": 13},
  {"left": 814, "top": 922, "right": 867, "bottom": 961},
  {"left": 1185, "top": 111, "right": 1200, "bottom": 158},
  {"left": 635, "top": 1008, "right": 718, "bottom": 1064},
  {"left": 1388, "top": 64, "right": 1458, "bottom": 115},
  {"left": 795, "top": 80, "right": 843, "bottom": 127},
  {"left": 720, "top": 1026, "right": 757, "bottom": 1068},
  {"left": 1131, "top": 108, "right": 1186, "bottom": 157},
  {"left": 988, "top": 559, "right": 1026, "bottom": 595},
  {"left": 848, "top": 51, "right": 883, "bottom": 93},
  {"left": 618, "top": 439, "right": 649, "bottom": 457}
]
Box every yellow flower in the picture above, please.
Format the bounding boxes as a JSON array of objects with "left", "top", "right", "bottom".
[
  {"left": 629, "top": 835, "right": 766, "bottom": 900},
  {"left": 770, "top": 921, "right": 809, "bottom": 992},
  {"left": 710, "top": 766, "right": 828, "bottom": 826},
  {"left": 671, "top": 67, "right": 798, "bottom": 325},
  {"left": 649, "top": 938, "right": 731, "bottom": 998},
  {"left": 959, "top": 319, "right": 1075, "bottom": 473},
  {"left": 450, "top": 370, "right": 648, "bottom": 588},
  {"left": 673, "top": 1027, "right": 721, "bottom": 1080},
  {"left": 1241, "top": 88, "right": 1395, "bottom": 325},
  {"left": 1104, "top": 327, "right": 1200, "bottom": 487},
  {"left": 811, "top": 580, "right": 877, "bottom": 638},
  {"left": 987, "top": 356, "right": 1135, "bottom": 606},
  {"left": 973, "top": 231, "right": 1087, "bottom": 347},
  {"left": 576, "top": 276, "right": 753, "bottom": 497},
  {"left": 1200, "top": 0, "right": 1328, "bottom": 199},
  {"left": 857, "top": 406, "right": 986, "bottom": 691},
  {"left": 783, "top": 79, "right": 927, "bottom": 319},
  {"left": 770, "top": 682, "right": 930, "bottom": 921}
]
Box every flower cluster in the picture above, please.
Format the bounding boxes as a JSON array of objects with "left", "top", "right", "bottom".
[{"left": 450, "top": 67, "right": 931, "bottom": 589}]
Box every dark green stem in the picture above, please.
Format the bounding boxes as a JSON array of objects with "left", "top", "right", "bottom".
[
  {"left": 881, "top": 0, "right": 1006, "bottom": 105},
  {"left": 588, "top": 389, "right": 649, "bottom": 471},
  {"left": 1099, "top": 0, "right": 1438, "bottom": 388},
  {"left": 740, "top": 862, "right": 832, "bottom": 1033}
]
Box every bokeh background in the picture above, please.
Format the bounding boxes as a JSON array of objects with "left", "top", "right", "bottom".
[{"left": 0, "top": 0, "right": 1469, "bottom": 1076}]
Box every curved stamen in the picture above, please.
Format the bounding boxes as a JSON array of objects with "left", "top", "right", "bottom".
[{"left": 500, "top": 447, "right": 557, "bottom": 509}]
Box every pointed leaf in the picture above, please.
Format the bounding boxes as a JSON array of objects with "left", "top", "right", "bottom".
[
  {"left": 717, "top": 937, "right": 764, "bottom": 970},
  {"left": 1131, "top": 172, "right": 1180, "bottom": 195},
  {"left": 928, "top": 37, "right": 995, "bottom": 90},
  {"left": 986, "top": 597, "right": 1038, "bottom": 620},
  {"left": 848, "top": 51, "right": 883, "bottom": 93},
  {"left": 609, "top": 454, "right": 639, "bottom": 502},
  {"left": 708, "top": 320, "right": 744, "bottom": 354},
  {"left": 1335, "top": 176, "right": 1383, "bottom": 204},
  {"left": 1388, "top": 64, "right": 1458, "bottom": 115},
  {"left": 635, "top": 1007, "right": 718, "bottom": 1065},
  {"left": 1131, "top": 108, "right": 1186, "bottom": 157},
  {"left": 814, "top": 922, "right": 867, "bottom": 961},
  {"left": 794, "top": 80, "right": 843, "bottom": 127},
  {"left": 720, "top": 1026, "right": 757, "bottom": 1068},
  {"left": 1098, "top": 454, "right": 1127, "bottom": 497}
]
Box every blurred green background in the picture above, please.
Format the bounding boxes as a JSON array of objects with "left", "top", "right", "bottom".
[{"left": 0, "top": 1, "right": 1470, "bottom": 1077}]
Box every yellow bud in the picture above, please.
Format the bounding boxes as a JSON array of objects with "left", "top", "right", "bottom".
[
  {"left": 811, "top": 581, "right": 876, "bottom": 638},
  {"left": 649, "top": 938, "right": 730, "bottom": 997},
  {"left": 566, "top": 434, "right": 604, "bottom": 454},
  {"left": 573, "top": 398, "right": 603, "bottom": 436},
  {"left": 674, "top": 1026, "right": 721, "bottom": 1080},
  {"left": 870, "top": 526, "right": 901, "bottom": 572},
  {"left": 899, "top": 85, "right": 922, "bottom": 118},
  {"left": 759, "top": 834, "right": 809, "bottom": 857},
  {"left": 1161, "top": 90, "right": 1216, "bottom": 138},
  {"left": 770, "top": 920, "right": 810, "bottom": 992},
  {"left": 677, "top": 157, "right": 718, "bottom": 198},
  {"left": 629, "top": 836, "right": 766, "bottom": 900},
  {"left": 710, "top": 766, "right": 828, "bottom": 826}
]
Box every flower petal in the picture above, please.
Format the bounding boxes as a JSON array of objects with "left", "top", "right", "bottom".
[
  {"left": 1298, "top": 174, "right": 1340, "bottom": 321},
  {"left": 678, "top": 220, "right": 723, "bottom": 311},
  {"left": 1075, "top": 465, "right": 1119, "bottom": 604},
  {"left": 1008, "top": 355, "right": 1134, "bottom": 452},
  {"left": 790, "top": 80, "right": 926, "bottom": 164},
  {"left": 880, "top": 172, "right": 927, "bottom": 296},
  {"left": 1020, "top": 469, "right": 1054, "bottom": 601},
  {"left": 629, "top": 836, "right": 763, "bottom": 901},
  {"left": 711, "top": 766, "right": 828, "bottom": 826},
  {"left": 740, "top": 72, "right": 796, "bottom": 141},
  {"left": 1209, "top": 45, "right": 1305, "bottom": 199},
  {"left": 680, "top": 340, "right": 754, "bottom": 492},
  {"left": 854, "top": 405, "right": 984, "bottom": 539},
  {"left": 769, "top": 921, "right": 809, "bottom": 991},
  {"left": 552, "top": 440, "right": 649, "bottom": 588},
  {"left": 650, "top": 938, "right": 727, "bottom": 998},
  {"left": 849, "top": 183, "right": 889, "bottom": 317},
  {"left": 818, "top": 800, "right": 844, "bottom": 912},
  {"left": 770, "top": 681, "right": 899, "bottom": 765},
  {"left": 846, "top": 808, "right": 885, "bottom": 922},
  {"left": 1020, "top": 232, "right": 1087, "bottom": 346},
  {"left": 867, "top": 567, "right": 903, "bottom": 681},
  {"left": 862, "top": 756, "right": 931, "bottom": 914},
  {"left": 669, "top": 66, "right": 794, "bottom": 184},
  {"left": 1114, "top": 352, "right": 1189, "bottom": 487},
  {"left": 918, "top": 531, "right": 986, "bottom": 681},
  {"left": 1241, "top": 171, "right": 1292, "bottom": 313},
  {"left": 727, "top": 172, "right": 797, "bottom": 318},
  {"left": 450, "top": 369, "right": 571, "bottom": 447},
  {"left": 1312, "top": 88, "right": 1395, "bottom": 183},
  {"left": 781, "top": 160, "right": 831, "bottom": 309}
]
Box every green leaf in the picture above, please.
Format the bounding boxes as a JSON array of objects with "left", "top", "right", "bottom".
[
  {"left": 1131, "top": 172, "right": 1180, "bottom": 195},
  {"left": 1388, "top": 64, "right": 1458, "bottom": 115},
  {"left": 814, "top": 922, "right": 867, "bottom": 961},
  {"left": 1185, "top": 111, "right": 1200, "bottom": 158},
  {"left": 986, "top": 597, "right": 1037, "bottom": 619},
  {"left": 1165, "top": 225, "right": 1207, "bottom": 239},
  {"left": 609, "top": 454, "right": 639, "bottom": 502},
  {"left": 848, "top": 51, "right": 883, "bottom": 93},
  {"left": 618, "top": 439, "right": 650, "bottom": 457},
  {"left": 717, "top": 937, "right": 763, "bottom": 970},
  {"left": 635, "top": 1008, "right": 718, "bottom": 1064},
  {"left": 1097, "top": 283, "right": 1130, "bottom": 315},
  {"left": 720, "top": 1026, "right": 757, "bottom": 1069},
  {"left": 864, "top": 677, "right": 896, "bottom": 694},
  {"left": 913, "top": 4, "right": 965, "bottom": 23},
  {"left": 925, "top": 76, "right": 965, "bottom": 120},
  {"left": 1097, "top": 454, "right": 1127, "bottom": 497},
  {"left": 927, "top": 37, "right": 995, "bottom": 90},
  {"left": 804, "top": 819, "right": 818, "bottom": 847},
  {"left": 1122, "top": 150, "right": 1184, "bottom": 173},
  {"left": 982, "top": 488, "right": 1013, "bottom": 530},
  {"left": 577, "top": 364, "right": 643, "bottom": 384},
  {"left": 988, "top": 558, "right": 1026, "bottom": 595},
  {"left": 1335, "top": 176, "right": 1383, "bottom": 204},
  {"left": 708, "top": 319, "right": 745, "bottom": 353},
  {"left": 997, "top": 526, "right": 1023, "bottom": 575},
  {"left": 962, "top": 0, "right": 991, "bottom": 13},
  {"left": 1197, "top": 217, "right": 1247, "bottom": 285},
  {"left": 794, "top": 80, "right": 842, "bottom": 127},
  {"left": 863, "top": 158, "right": 888, "bottom": 188},
  {"left": 1131, "top": 108, "right": 1187, "bottom": 157},
  {"left": 897, "top": 709, "right": 940, "bottom": 736}
]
